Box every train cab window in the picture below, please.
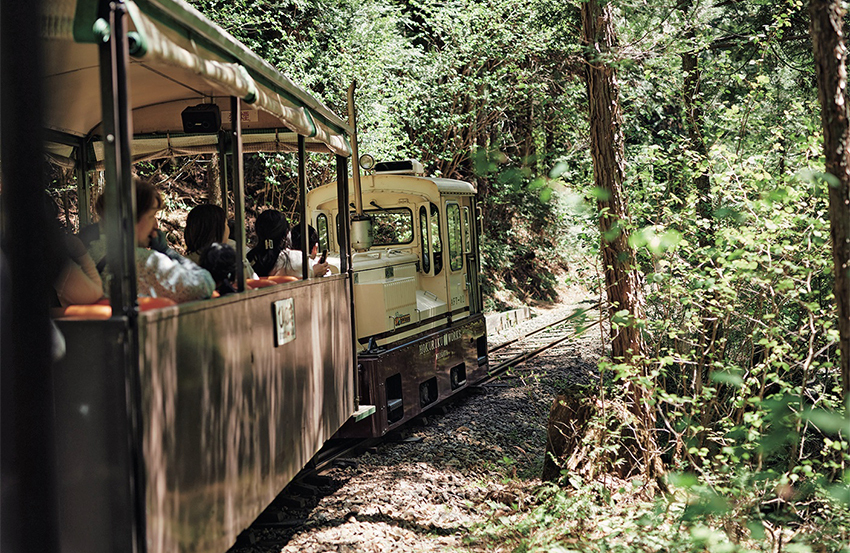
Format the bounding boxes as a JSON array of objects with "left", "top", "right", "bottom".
[
  {"left": 446, "top": 202, "right": 463, "bottom": 272},
  {"left": 366, "top": 208, "right": 413, "bottom": 245},
  {"left": 462, "top": 206, "right": 472, "bottom": 254},
  {"left": 317, "top": 213, "right": 329, "bottom": 252},
  {"left": 430, "top": 203, "right": 443, "bottom": 275},
  {"left": 419, "top": 206, "right": 431, "bottom": 273}
]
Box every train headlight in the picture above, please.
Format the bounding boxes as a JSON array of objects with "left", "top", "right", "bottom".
[{"left": 359, "top": 154, "right": 375, "bottom": 171}]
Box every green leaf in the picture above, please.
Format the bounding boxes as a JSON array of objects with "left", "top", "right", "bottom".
[
  {"left": 629, "top": 227, "right": 681, "bottom": 255},
  {"left": 747, "top": 521, "right": 766, "bottom": 540},
  {"left": 497, "top": 167, "right": 524, "bottom": 186},
  {"left": 714, "top": 206, "right": 748, "bottom": 223},
  {"left": 682, "top": 492, "right": 730, "bottom": 520},
  {"left": 711, "top": 370, "right": 744, "bottom": 388},
  {"left": 727, "top": 249, "right": 744, "bottom": 261},
  {"left": 828, "top": 484, "right": 850, "bottom": 506},
  {"left": 589, "top": 187, "right": 612, "bottom": 202},
  {"left": 612, "top": 309, "right": 631, "bottom": 325},
  {"left": 539, "top": 186, "right": 553, "bottom": 203},
  {"left": 766, "top": 187, "right": 789, "bottom": 202},
  {"left": 602, "top": 225, "right": 621, "bottom": 243},
  {"left": 668, "top": 472, "right": 699, "bottom": 488},
  {"left": 473, "top": 148, "right": 497, "bottom": 176},
  {"left": 801, "top": 408, "right": 850, "bottom": 435},
  {"left": 528, "top": 177, "right": 546, "bottom": 191},
  {"left": 798, "top": 168, "right": 841, "bottom": 188},
  {"left": 548, "top": 161, "right": 568, "bottom": 179}
]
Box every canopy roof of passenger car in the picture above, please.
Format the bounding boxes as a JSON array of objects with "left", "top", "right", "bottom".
[
  {"left": 308, "top": 174, "right": 477, "bottom": 211},
  {"left": 42, "top": 0, "right": 352, "bottom": 165}
]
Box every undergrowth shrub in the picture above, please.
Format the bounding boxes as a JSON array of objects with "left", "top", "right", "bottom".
[{"left": 634, "top": 166, "right": 850, "bottom": 551}]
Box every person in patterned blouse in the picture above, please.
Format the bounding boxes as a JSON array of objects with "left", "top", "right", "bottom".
[{"left": 93, "top": 179, "right": 215, "bottom": 304}]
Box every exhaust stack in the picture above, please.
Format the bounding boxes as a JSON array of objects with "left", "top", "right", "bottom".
[{"left": 347, "top": 81, "right": 372, "bottom": 251}]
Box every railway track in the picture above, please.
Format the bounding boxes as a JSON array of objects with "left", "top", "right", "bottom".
[
  {"left": 233, "top": 301, "right": 603, "bottom": 550},
  {"left": 482, "top": 301, "right": 601, "bottom": 385}
]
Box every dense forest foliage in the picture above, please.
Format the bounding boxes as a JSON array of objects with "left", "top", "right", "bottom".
[{"left": 187, "top": 0, "right": 849, "bottom": 550}]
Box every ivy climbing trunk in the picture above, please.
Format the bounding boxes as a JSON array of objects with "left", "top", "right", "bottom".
[
  {"left": 680, "top": 0, "right": 721, "bottom": 441},
  {"left": 680, "top": 0, "right": 713, "bottom": 250},
  {"left": 810, "top": 0, "right": 850, "bottom": 398},
  {"left": 580, "top": 0, "right": 666, "bottom": 484}
]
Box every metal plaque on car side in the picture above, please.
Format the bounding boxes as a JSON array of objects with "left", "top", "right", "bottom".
[{"left": 274, "top": 298, "right": 295, "bottom": 346}]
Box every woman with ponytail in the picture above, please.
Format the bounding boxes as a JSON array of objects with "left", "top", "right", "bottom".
[{"left": 247, "top": 209, "right": 289, "bottom": 277}]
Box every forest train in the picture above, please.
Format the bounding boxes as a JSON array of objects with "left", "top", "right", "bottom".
[{"left": 21, "top": 0, "right": 489, "bottom": 551}]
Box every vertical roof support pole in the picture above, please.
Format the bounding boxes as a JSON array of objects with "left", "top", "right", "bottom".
[
  {"left": 298, "top": 134, "right": 309, "bottom": 280},
  {"left": 336, "top": 154, "right": 359, "bottom": 409},
  {"left": 100, "top": 0, "right": 137, "bottom": 311},
  {"left": 97, "top": 2, "right": 146, "bottom": 552},
  {"left": 76, "top": 138, "right": 92, "bottom": 228},
  {"left": 229, "top": 97, "right": 246, "bottom": 292},
  {"left": 469, "top": 196, "right": 483, "bottom": 315},
  {"left": 336, "top": 155, "right": 350, "bottom": 274}
]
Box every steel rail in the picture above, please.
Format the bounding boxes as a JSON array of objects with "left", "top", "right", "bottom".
[
  {"left": 483, "top": 317, "right": 602, "bottom": 385},
  {"left": 310, "top": 437, "right": 379, "bottom": 474},
  {"left": 487, "top": 301, "right": 600, "bottom": 354}
]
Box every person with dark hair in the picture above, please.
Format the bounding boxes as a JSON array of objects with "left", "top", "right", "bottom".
[
  {"left": 272, "top": 223, "right": 330, "bottom": 279},
  {"left": 247, "top": 209, "right": 289, "bottom": 277},
  {"left": 185, "top": 204, "right": 228, "bottom": 263},
  {"left": 185, "top": 204, "right": 256, "bottom": 281},
  {"left": 91, "top": 178, "right": 215, "bottom": 303},
  {"left": 198, "top": 242, "right": 238, "bottom": 296}
]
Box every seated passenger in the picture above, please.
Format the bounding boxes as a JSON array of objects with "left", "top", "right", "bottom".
[
  {"left": 271, "top": 223, "right": 330, "bottom": 279},
  {"left": 41, "top": 195, "right": 104, "bottom": 307},
  {"left": 55, "top": 234, "right": 104, "bottom": 307},
  {"left": 198, "top": 242, "right": 238, "bottom": 296},
  {"left": 186, "top": 204, "right": 257, "bottom": 280},
  {"left": 247, "top": 209, "right": 289, "bottom": 277},
  {"left": 94, "top": 179, "right": 215, "bottom": 303},
  {"left": 184, "top": 204, "right": 228, "bottom": 264}
]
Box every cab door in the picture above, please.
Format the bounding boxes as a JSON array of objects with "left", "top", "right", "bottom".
[
  {"left": 462, "top": 198, "right": 483, "bottom": 314},
  {"left": 445, "top": 199, "right": 469, "bottom": 319}
]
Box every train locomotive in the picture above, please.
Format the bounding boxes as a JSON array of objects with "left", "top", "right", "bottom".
[
  {"left": 309, "top": 159, "right": 489, "bottom": 438},
  {"left": 18, "top": 0, "right": 490, "bottom": 551}
]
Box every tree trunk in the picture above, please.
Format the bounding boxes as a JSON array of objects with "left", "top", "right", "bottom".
[
  {"left": 582, "top": 0, "right": 645, "bottom": 365},
  {"left": 543, "top": 391, "right": 609, "bottom": 483},
  {"left": 680, "top": 0, "right": 722, "bottom": 440},
  {"left": 581, "top": 0, "right": 666, "bottom": 485},
  {"left": 810, "top": 0, "right": 850, "bottom": 398},
  {"left": 680, "top": 1, "right": 714, "bottom": 250},
  {"left": 207, "top": 152, "right": 221, "bottom": 206}
]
